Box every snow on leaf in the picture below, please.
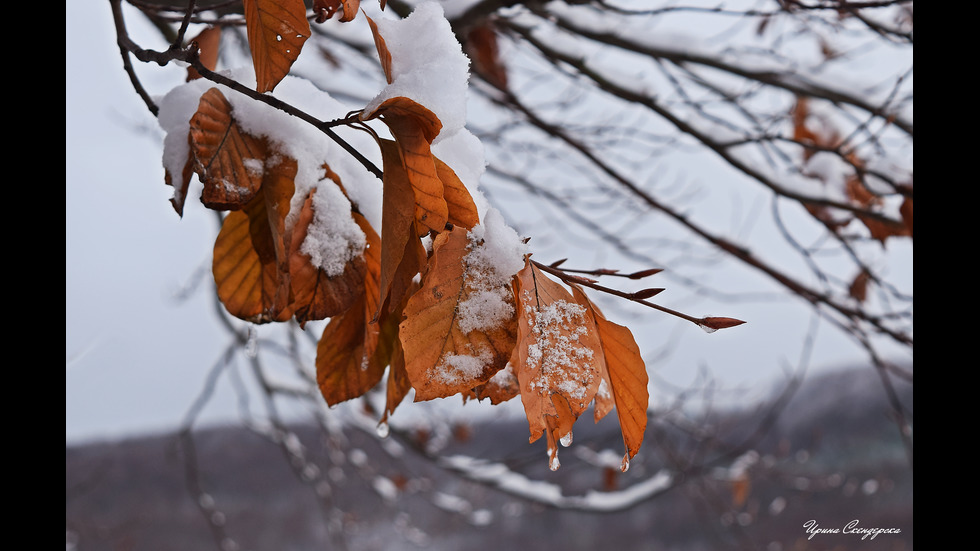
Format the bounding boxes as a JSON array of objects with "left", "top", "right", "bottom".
[
  {"left": 315, "top": 216, "right": 387, "bottom": 406},
  {"left": 400, "top": 226, "right": 517, "bottom": 401},
  {"left": 188, "top": 88, "right": 267, "bottom": 211},
  {"left": 288, "top": 186, "right": 368, "bottom": 324},
  {"left": 211, "top": 152, "right": 297, "bottom": 324},
  {"left": 512, "top": 260, "right": 603, "bottom": 448},
  {"left": 242, "top": 0, "right": 311, "bottom": 93}
]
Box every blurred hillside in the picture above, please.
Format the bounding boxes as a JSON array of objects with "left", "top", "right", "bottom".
[{"left": 67, "top": 366, "right": 912, "bottom": 551}]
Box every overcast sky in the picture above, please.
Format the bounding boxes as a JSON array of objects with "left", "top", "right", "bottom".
[{"left": 66, "top": 1, "right": 911, "bottom": 446}]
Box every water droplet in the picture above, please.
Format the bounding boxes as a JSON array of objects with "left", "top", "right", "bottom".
[
  {"left": 276, "top": 34, "right": 282, "bottom": 42},
  {"left": 376, "top": 421, "right": 390, "bottom": 438},
  {"left": 621, "top": 453, "right": 630, "bottom": 472},
  {"left": 559, "top": 431, "right": 573, "bottom": 447},
  {"left": 549, "top": 453, "right": 561, "bottom": 471}
]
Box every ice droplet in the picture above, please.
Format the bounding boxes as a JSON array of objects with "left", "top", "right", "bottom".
[
  {"left": 276, "top": 34, "right": 282, "bottom": 42},
  {"left": 549, "top": 453, "right": 561, "bottom": 471},
  {"left": 376, "top": 421, "right": 390, "bottom": 438},
  {"left": 559, "top": 431, "right": 573, "bottom": 447},
  {"left": 621, "top": 453, "right": 631, "bottom": 472},
  {"left": 244, "top": 327, "right": 258, "bottom": 358},
  {"left": 698, "top": 323, "right": 718, "bottom": 334}
]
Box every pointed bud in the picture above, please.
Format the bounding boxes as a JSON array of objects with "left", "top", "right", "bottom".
[
  {"left": 699, "top": 317, "right": 746, "bottom": 330},
  {"left": 630, "top": 288, "right": 665, "bottom": 300},
  {"left": 628, "top": 268, "right": 663, "bottom": 279}
]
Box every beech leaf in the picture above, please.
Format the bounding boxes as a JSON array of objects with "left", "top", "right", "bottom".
[
  {"left": 366, "top": 14, "right": 393, "bottom": 84},
  {"left": 512, "top": 259, "right": 603, "bottom": 445},
  {"left": 313, "top": 0, "right": 360, "bottom": 24},
  {"left": 400, "top": 227, "right": 517, "bottom": 401},
  {"left": 434, "top": 155, "right": 480, "bottom": 230},
  {"left": 465, "top": 25, "right": 508, "bottom": 90},
  {"left": 288, "top": 188, "right": 369, "bottom": 324},
  {"left": 211, "top": 154, "right": 297, "bottom": 323},
  {"left": 377, "top": 138, "right": 424, "bottom": 319},
  {"left": 571, "top": 286, "right": 649, "bottom": 463},
  {"left": 186, "top": 26, "right": 221, "bottom": 82},
  {"left": 315, "top": 292, "right": 385, "bottom": 406},
  {"left": 371, "top": 97, "right": 448, "bottom": 233},
  {"left": 242, "top": 0, "right": 311, "bottom": 93},
  {"left": 189, "top": 88, "right": 267, "bottom": 211}
]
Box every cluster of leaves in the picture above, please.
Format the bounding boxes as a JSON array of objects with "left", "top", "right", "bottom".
[{"left": 158, "top": 0, "right": 742, "bottom": 470}]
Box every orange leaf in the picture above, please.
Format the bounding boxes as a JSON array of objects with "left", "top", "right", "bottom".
[
  {"left": 288, "top": 188, "right": 369, "bottom": 324},
  {"left": 312, "top": 0, "right": 360, "bottom": 23},
  {"left": 315, "top": 293, "right": 385, "bottom": 406},
  {"left": 471, "top": 360, "right": 520, "bottom": 405},
  {"left": 315, "top": 212, "right": 390, "bottom": 406},
  {"left": 466, "top": 25, "right": 508, "bottom": 90},
  {"left": 164, "top": 148, "right": 195, "bottom": 217},
  {"left": 370, "top": 98, "right": 448, "bottom": 234},
  {"left": 377, "top": 138, "right": 423, "bottom": 319},
  {"left": 900, "top": 196, "right": 913, "bottom": 237},
  {"left": 849, "top": 268, "right": 872, "bottom": 303},
  {"left": 381, "top": 283, "right": 417, "bottom": 422},
  {"left": 186, "top": 26, "right": 221, "bottom": 81},
  {"left": 435, "top": 155, "right": 480, "bottom": 230},
  {"left": 211, "top": 154, "right": 297, "bottom": 323},
  {"left": 382, "top": 337, "right": 410, "bottom": 422},
  {"left": 400, "top": 227, "right": 517, "bottom": 401},
  {"left": 731, "top": 475, "right": 751, "bottom": 507},
  {"left": 189, "top": 88, "right": 267, "bottom": 210},
  {"left": 366, "top": 14, "right": 393, "bottom": 84},
  {"left": 512, "top": 260, "right": 603, "bottom": 446},
  {"left": 242, "top": 0, "right": 311, "bottom": 93},
  {"left": 572, "top": 286, "right": 649, "bottom": 463}
]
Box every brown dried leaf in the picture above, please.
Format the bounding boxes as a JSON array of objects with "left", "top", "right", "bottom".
[
  {"left": 571, "top": 286, "right": 649, "bottom": 462},
  {"left": 186, "top": 26, "right": 221, "bottom": 81},
  {"left": 381, "top": 281, "right": 418, "bottom": 422},
  {"left": 400, "top": 227, "right": 517, "bottom": 401},
  {"left": 288, "top": 188, "right": 369, "bottom": 324},
  {"left": 435, "top": 155, "right": 480, "bottom": 230},
  {"left": 211, "top": 154, "right": 297, "bottom": 323},
  {"left": 471, "top": 360, "right": 520, "bottom": 405},
  {"left": 466, "top": 25, "right": 508, "bottom": 90},
  {"left": 189, "top": 88, "right": 267, "bottom": 210},
  {"left": 314, "top": 209, "right": 391, "bottom": 406},
  {"left": 164, "top": 147, "right": 195, "bottom": 217},
  {"left": 512, "top": 260, "right": 603, "bottom": 445},
  {"left": 315, "top": 293, "right": 385, "bottom": 406},
  {"left": 377, "top": 138, "right": 423, "bottom": 319},
  {"left": 313, "top": 0, "right": 360, "bottom": 23},
  {"left": 366, "top": 14, "right": 393, "bottom": 84},
  {"left": 900, "top": 196, "right": 913, "bottom": 237},
  {"left": 372, "top": 97, "right": 448, "bottom": 233},
  {"left": 849, "top": 268, "right": 872, "bottom": 303},
  {"left": 242, "top": 0, "right": 311, "bottom": 93}
]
